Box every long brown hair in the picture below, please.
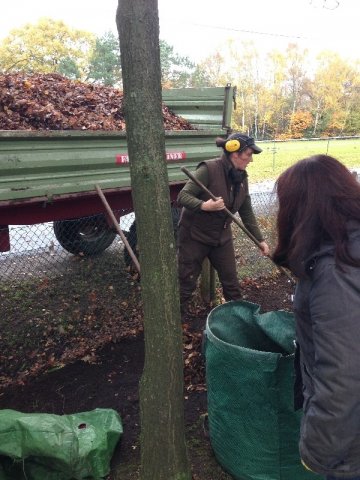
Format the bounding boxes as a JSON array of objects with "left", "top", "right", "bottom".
[{"left": 272, "top": 154, "right": 360, "bottom": 276}]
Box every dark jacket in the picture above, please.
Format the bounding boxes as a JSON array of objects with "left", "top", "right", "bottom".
[
  {"left": 293, "top": 220, "right": 360, "bottom": 477},
  {"left": 178, "top": 156, "right": 263, "bottom": 246}
]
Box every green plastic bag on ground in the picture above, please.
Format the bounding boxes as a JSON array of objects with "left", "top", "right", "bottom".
[
  {"left": 205, "top": 300, "right": 320, "bottom": 480},
  {"left": 0, "top": 408, "right": 122, "bottom": 480}
]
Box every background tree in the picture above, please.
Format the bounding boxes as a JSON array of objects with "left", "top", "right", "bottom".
[
  {"left": 0, "top": 17, "right": 94, "bottom": 76},
  {"left": 186, "top": 63, "right": 214, "bottom": 87},
  {"left": 87, "top": 31, "right": 121, "bottom": 86},
  {"left": 116, "top": 0, "right": 191, "bottom": 479},
  {"left": 284, "top": 44, "right": 309, "bottom": 117},
  {"left": 160, "top": 39, "right": 209, "bottom": 88},
  {"left": 214, "top": 39, "right": 264, "bottom": 137},
  {"left": 58, "top": 56, "right": 81, "bottom": 79},
  {"left": 344, "top": 69, "right": 360, "bottom": 135},
  {"left": 197, "top": 50, "right": 231, "bottom": 88},
  {"left": 0, "top": 17, "right": 358, "bottom": 138},
  {"left": 288, "top": 110, "right": 313, "bottom": 138},
  {"left": 257, "top": 49, "right": 287, "bottom": 138}
]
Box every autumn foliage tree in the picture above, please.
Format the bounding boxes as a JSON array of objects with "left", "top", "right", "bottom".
[
  {"left": 289, "top": 110, "right": 313, "bottom": 138},
  {"left": 0, "top": 18, "right": 94, "bottom": 76},
  {"left": 1, "top": 17, "right": 359, "bottom": 137}
]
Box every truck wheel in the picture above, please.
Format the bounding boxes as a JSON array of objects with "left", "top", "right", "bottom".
[
  {"left": 53, "top": 215, "right": 116, "bottom": 256},
  {"left": 124, "top": 207, "right": 181, "bottom": 267}
]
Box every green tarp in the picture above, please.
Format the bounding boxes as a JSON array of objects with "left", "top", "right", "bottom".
[
  {"left": 205, "top": 300, "right": 320, "bottom": 480},
  {"left": 0, "top": 408, "right": 122, "bottom": 480}
]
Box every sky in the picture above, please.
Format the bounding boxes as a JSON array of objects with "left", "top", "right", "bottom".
[{"left": 0, "top": 0, "right": 359, "bottom": 63}]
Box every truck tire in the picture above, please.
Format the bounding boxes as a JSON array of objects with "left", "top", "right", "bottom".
[
  {"left": 53, "top": 214, "right": 116, "bottom": 256},
  {"left": 124, "top": 207, "right": 181, "bottom": 267}
]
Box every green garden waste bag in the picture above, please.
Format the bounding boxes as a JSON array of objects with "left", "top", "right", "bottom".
[
  {"left": 204, "top": 300, "right": 320, "bottom": 480},
  {"left": 0, "top": 408, "right": 122, "bottom": 480}
]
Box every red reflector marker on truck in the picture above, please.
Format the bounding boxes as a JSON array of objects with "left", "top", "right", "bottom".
[{"left": 115, "top": 151, "right": 187, "bottom": 165}]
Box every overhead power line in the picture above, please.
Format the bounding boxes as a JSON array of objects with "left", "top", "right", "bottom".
[
  {"left": 309, "top": 0, "right": 339, "bottom": 10},
  {"left": 185, "top": 22, "right": 308, "bottom": 41}
]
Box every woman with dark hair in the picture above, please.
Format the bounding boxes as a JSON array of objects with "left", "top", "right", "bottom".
[
  {"left": 273, "top": 154, "right": 360, "bottom": 480},
  {"left": 177, "top": 132, "right": 269, "bottom": 316}
]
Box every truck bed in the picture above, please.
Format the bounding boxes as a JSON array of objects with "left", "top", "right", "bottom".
[{"left": 0, "top": 85, "right": 234, "bottom": 204}]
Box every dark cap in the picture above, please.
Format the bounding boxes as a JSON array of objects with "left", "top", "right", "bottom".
[{"left": 226, "top": 133, "right": 262, "bottom": 154}]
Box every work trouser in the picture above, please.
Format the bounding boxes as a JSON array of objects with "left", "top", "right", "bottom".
[{"left": 178, "top": 224, "right": 242, "bottom": 306}]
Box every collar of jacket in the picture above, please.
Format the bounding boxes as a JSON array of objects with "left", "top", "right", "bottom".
[
  {"left": 221, "top": 154, "right": 248, "bottom": 184},
  {"left": 298, "top": 219, "right": 360, "bottom": 276}
]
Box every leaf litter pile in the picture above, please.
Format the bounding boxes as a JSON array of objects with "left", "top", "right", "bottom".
[
  {"left": 0, "top": 271, "right": 208, "bottom": 394},
  {"left": 0, "top": 263, "right": 293, "bottom": 393},
  {"left": 0, "top": 72, "right": 195, "bottom": 131}
]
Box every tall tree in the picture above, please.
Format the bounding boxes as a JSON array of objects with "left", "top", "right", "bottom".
[
  {"left": 0, "top": 17, "right": 94, "bottom": 76},
  {"left": 116, "top": 1, "right": 191, "bottom": 479},
  {"left": 284, "top": 43, "right": 309, "bottom": 116},
  {"left": 58, "top": 56, "right": 81, "bottom": 79},
  {"left": 198, "top": 50, "right": 231, "bottom": 88},
  {"left": 264, "top": 49, "right": 292, "bottom": 138},
  {"left": 187, "top": 63, "right": 214, "bottom": 87},
  {"left": 160, "top": 39, "right": 207, "bottom": 88},
  {"left": 87, "top": 31, "right": 121, "bottom": 86},
  {"left": 310, "top": 52, "right": 350, "bottom": 135},
  {"left": 220, "top": 40, "right": 262, "bottom": 136},
  {"left": 342, "top": 64, "right": 360, "bottom": 135},
  {"left": 313, "top": 54, "right": 360, "bottom": 136}
]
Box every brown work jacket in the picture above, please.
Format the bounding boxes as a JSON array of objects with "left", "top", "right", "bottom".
[{"left": 179, "top": 156, "right": 248, "bottom": 246}]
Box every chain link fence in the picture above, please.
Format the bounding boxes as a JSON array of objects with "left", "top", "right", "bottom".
[
  {"left": 0, "top": 192, "right": 278, "bottom": 287},
  {"left": 233, "top": 190, "right": 278, "bottom": 278},
  {"left": 0, "top": 212, "right": 135, "bottom": 282}
]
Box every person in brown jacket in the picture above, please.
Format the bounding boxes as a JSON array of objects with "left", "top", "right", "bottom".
[{"left": 177, "top": 132, "right": 269, "bottom": 315}]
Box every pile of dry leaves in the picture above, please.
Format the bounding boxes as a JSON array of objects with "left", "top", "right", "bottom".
[{"left": 0, "top": 73, "right": 195, "bottom": 131}]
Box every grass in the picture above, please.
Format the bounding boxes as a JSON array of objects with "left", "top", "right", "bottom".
[{"left": 248, "top": 137, "right": 360, "bottom": 182}]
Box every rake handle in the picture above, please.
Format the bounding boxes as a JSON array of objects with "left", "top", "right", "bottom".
[{"left": 180, "top": 166, "right": 295, "bottom": 285}]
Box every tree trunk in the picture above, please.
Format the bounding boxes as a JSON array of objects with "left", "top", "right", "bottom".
[
  {"left": 116, "top": 1, "right": 191, "bottom": 479},
  {"left": 241, "top": 90, "right": 245, "bottom": 130},
  {"left": 313, "top": 101, "right": 321, "bottom": 136}
]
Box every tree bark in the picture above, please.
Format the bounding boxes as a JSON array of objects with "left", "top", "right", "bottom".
[{"left": 116, "top": 1, "right": 191, "bottom": 479}]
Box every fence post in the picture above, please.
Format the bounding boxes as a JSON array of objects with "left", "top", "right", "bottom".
[{"left": 200, "top": 258, "right": 216, "bottom": 304}]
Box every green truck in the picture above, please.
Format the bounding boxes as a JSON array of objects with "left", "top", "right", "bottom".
[{"left": 0, "top": 85, "right": 235, "bottom": 255}]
